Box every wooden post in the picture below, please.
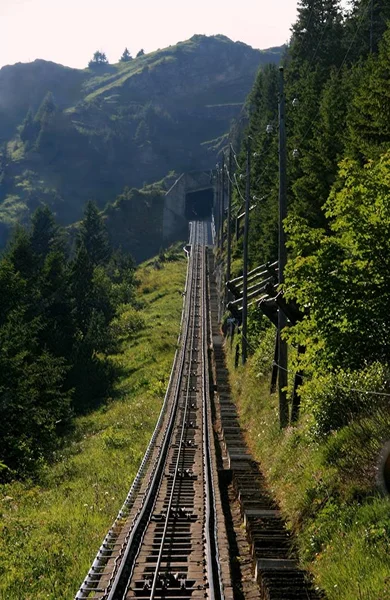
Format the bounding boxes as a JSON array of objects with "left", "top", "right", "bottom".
[
  {"left": 235, "top": 343, "right": 240, "bottom": 368},
  {"left": 370, "top": 0, "right": 374, "bottom": 53},
  {"left": 215, "top": 166, "right": 220, "bottom": 247},
  {"left": 226, "top": 146, "right": 233, "bottom": 289},
  {"left": 291, "top": 345, "right": 305, "bottom": 423},
  {"left": 278, "top": 67, "right": 289, "bottom": 428},
  {"left": 241, "top": 140, "right": 251, "bottom": 365},
  {"left": 220, "top": 153, "right": 225, "bottom": 252},
  {"left": 270, "top": 332, "right": 279, "bottom": 394}
]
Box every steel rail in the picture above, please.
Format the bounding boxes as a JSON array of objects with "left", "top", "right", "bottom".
[
  {"left": 75, "top": 227, "right": 195, "bottom": 600},
  {"left": 104, "top": 223, "right": 201, "bottom": 600},
  {"left": 76, "top": 221, "right": 222, "bottom": 600},
  {"left": 202, "top": 243, "right": 224, "bottom": 600},
  {"left": 148, "top": 225, "right": 202, "bottom": 600}
]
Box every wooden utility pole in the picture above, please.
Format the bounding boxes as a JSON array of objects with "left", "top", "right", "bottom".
[
  {"left": 215, "top": 166, "right": 220, "bottom": 247},
  {"left": 278, "top": 67, "right": 289, "bottom": 428},
  {"left": 370, "top": 0, "right": 374, "bottom": 54},
  {"left": 241, "top": 139, "right": 251, "bottom": 365},
  {"left": 220, "top": 153, "right": 225, "bottom": 251},
  {"left": 226, "top": 146, "right": 233, "bottom": 288}
]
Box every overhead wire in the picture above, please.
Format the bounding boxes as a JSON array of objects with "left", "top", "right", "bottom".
[{"left": 299, "top": 0, "right": 372, "bottom": 146}]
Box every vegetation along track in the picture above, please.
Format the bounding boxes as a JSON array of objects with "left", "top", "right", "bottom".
[{"left": 76, "top": 220, "right": 226, "bottom": 600}]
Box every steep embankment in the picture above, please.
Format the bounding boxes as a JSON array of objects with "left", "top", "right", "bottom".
[
  {"left": 0, "top": 36, "right": 283, "bottom": 250},
  {"left": 0, "top": 247, "right": 187, "bottom": 599},
  {"left": 224, "top": 335, "right": 390, "bottom": 600}
]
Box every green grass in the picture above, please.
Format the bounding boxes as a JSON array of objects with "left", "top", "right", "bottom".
[
  {"left": 0, "top": 248, "right": 187, "bottom": 600},
  {"left": 82, "top": 53, "right": 176, "bottom": 103},
  {"left": 225, "top": 329, "right": 390, "bottom": 600}
]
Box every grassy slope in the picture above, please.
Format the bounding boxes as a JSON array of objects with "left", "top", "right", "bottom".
[
  {"left": 225, "top": 330, "right": 390, "bottom": 600},
  {"left": 0, "top": 248, "right": 187, "bottom": 600}
]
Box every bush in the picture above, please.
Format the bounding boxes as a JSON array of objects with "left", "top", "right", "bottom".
[
  {"left": 110, "top": 306, "right": 146, "bottom": 338},
  {"left": 251, "top": 325, "right": 275, "bottom": 378},
  {"left": 300, "top": 362, "right": 390, "bottom": 438}
]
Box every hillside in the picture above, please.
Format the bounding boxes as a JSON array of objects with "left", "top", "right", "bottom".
[
  {"left": 0, "top": 35, "right": 283, "bottom": 250},
  {"left": 0, "top": 246, "right": 188, "bottom": 599}
]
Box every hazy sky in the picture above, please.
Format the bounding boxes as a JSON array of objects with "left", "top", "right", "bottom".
[{"left": 1, "top": 0, "right": 300, "bottom": 69}]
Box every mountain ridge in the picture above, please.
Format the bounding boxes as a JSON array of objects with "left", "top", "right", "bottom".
[{"left": 0, "top": 34, "right": 283, "bottom": 253}]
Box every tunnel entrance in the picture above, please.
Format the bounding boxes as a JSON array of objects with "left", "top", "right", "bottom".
[{"left": 185, "top": 188, "right": 214, "bottom": 220}]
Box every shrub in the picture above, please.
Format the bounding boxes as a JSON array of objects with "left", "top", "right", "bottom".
[
  {"left": 300, "top": 362, "right": 390, "bottom": 438},
  {"left": 110, "top": 306, "right": 146, "bottom": 338}
]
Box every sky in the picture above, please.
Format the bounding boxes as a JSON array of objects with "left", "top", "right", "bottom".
[{"left": 1, "top": 0, "right": 301, "bottom": 69}]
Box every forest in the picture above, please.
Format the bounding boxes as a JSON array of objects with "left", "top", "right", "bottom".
[
  {"left": 0, "top": 202, "right": 136, "bottom": 480},
  {"left": 230, "top": 0, "right": 390, "bottom": 423},
  {"left": 224, "top": 0, "right": 390, "bottom": 595}
]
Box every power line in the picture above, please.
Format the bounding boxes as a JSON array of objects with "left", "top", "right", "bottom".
[
  {"left": 300, "top": 1, "right": 372, "bottom": 146},
  {"left": 233, "top": 173, "right": 245, "bottom": 203}
]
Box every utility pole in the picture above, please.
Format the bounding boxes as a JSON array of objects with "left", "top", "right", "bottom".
[
  {"left": 241, "top": 139, "right": 251, "bottom": 365},
  {"left": 370, "top": 0, "right": 374, "bottom": 54},
  {"left": 278, "top": 67, "right": 289, "bottom": 428},
  {"left": 226, "top": 146, "right": 233, "bottom": 288},
  {"left": 215, "top": 165, "right": 220, "bottom": 247},
  {"left": 220, "top": 153, "right": 225, "bottom": 252}
]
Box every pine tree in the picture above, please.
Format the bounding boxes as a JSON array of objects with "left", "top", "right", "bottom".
[
  {"left": 292, "top": 67, "right": 354, "bottom": 227},
  {"left": 136, "top": 49, "right": 145, "bottom": 57},
  {"left": 70, "top": 242, "right": 95, "bottom": 334},
  {"left": 39, "top": 250, "right": 75, "bottom": 359},
  {"left": 33, "top": 92, "right": 63, "bottom": 157},
  {"left": 134, "top": 120, "right": 149, "bottom": 145},
  {"left": 31, "top": 204, "right": 63, "bottom": 264},
  {"left": 344, "top": 0, "right": 390, "bottom": 59},
  {"left": 119, "top": 47, "right": 132, "bottom": 62},
  {"left": 289, "top": 0, "right": 344, "bottom": 72},
  {"left": 88, "top": 51, "right": 109, "bottom": 67},
  {"left": 7, "top": 226, "right": 36, "bottom": 281},
  {"left": 77, "top": 201, "right": 111, "bottom": 267},
  {"left": 20, "top": 108, "right": 39, "bottom": 146},
  {"left": 347, "top": 23, "right": 390, "bottom": 161},
  {"left": 245, "top": 64, "right": 280, "bottom": 265},
  {"left": 34, "top": 92, "right": 57, "bottom": 126}
]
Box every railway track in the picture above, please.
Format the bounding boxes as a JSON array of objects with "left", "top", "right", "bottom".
[{"left": 76, "top": 220, "right": 226, "bottom": 600}]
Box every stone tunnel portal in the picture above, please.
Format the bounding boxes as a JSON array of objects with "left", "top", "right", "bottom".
[{"left": 185, "top": 188, "right": 214, "bottom": 220}]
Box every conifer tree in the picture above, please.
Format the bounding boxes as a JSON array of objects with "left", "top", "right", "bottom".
[
  {"left": 34, "top": 92, "right": 57, "bottom": 126},
  {"left": 88, "top": 51, "right": 109, "bottom": 67},
  {"left": 39, "top": 250, "right": 75, "bottom": 359},
  {"left": 134, "top": 120, "right": 149, "bottom": 145},
  {"left": 77, "top": 201, "right": 111, "bottom": 267},
  {"left": 286, "top": 0, "right": 345, "bottom": 230},
  {"left": 70, "top": 242, "right": 94, "bottom": 334},
  {"left": 344, "top": 0, "right": 390, "bottom": 59},
  {"left": 20, "top": 108, "right": 39, "bottom": 146},
  {"left": 7, "top": 226, "right": 36, "bottom": 281},
  {"left": 119, "top": 47, "right": 132, "bottom": 62},
  {"left": 31, "top": 204, "right": 63, "bottom": 264},
  {"left": 347, "top": 23, "right": 390, "bottom": 161},
  {"left": 292, "top": 67, "right": 354, "bottom": 227},
  {"left": 246, "top": 64, "right": 279, "bottom": 264}
]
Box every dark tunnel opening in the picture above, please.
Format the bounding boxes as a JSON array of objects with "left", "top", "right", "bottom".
[{"left": 185, "top": 188, "right": 214, "bottom": 220}]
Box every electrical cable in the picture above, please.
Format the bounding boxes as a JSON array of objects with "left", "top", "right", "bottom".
[{"left": 299, "top": 0, "right": 372, "bottom": 146}]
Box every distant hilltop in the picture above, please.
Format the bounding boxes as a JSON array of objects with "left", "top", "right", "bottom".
[{"left": 0, "top": 34, "right": 283, "bottom": 252}]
